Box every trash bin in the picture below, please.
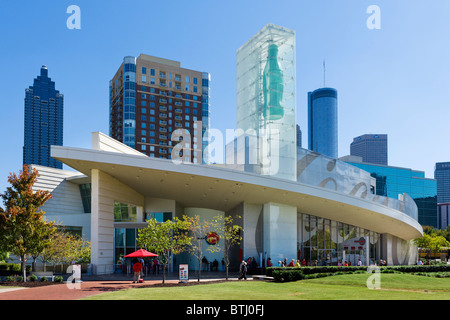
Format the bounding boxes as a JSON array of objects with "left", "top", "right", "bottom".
[{"left": 87, "top": 264, "right": 95, "bottom": 275}]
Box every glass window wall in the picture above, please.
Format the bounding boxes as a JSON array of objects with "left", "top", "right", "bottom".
[{"left": 298, "top": 213, "right": 380, "bottom": 266}]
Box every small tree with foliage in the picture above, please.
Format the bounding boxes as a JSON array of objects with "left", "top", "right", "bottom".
[
  {"left": 414, "top": 233, "right": 450, "bottom": 260},
  {"left": 137, "top": 217, "right": 191, "bottom": 284},
  {"left": 183, "top": 215, "right": 221, "bottom": 282},
  {"left": 211, "top": 214, "right": 243, "bottom": 280},
  {"left": 41, "top": 231, "right": 91, "bottom": 273},
  {"left": 0, "top": 165, "right": 56, "bottom": 281}
]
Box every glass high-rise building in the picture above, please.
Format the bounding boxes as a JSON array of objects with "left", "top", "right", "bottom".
[
  {"left": 434, "top": 162, "right": 450, "bottom": 204},
  {"left": 296, "top": 124, "right": 302, "bottom": 148},
  {"left": 346, "top": 160, "right": 438, "bottom": 228},
  {"left": 236, "top": 24, "right": 297, "bottom": 181},
  {"left": 308, "top": 87, "right": 338, "bottom": 158},
  {"left": 23, "top": 65, "right": 64, "bottom": 169},
  {"left": 350, "top": 134, "right": 388, "bottom": 165},
  {"left": 109, "top": 54, "right": 210, "bottom": 164}
]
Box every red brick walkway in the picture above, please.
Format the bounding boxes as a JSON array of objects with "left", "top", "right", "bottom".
[{"left": 0, "top": 279, "right": 180, "bottom": 300}]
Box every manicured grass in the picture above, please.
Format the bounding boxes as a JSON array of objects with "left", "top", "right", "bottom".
[{"left": 82, "top": 273, "right": 450, "bottom": 300}]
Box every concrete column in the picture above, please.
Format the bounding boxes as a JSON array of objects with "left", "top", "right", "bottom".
[
  {"left": 262, "top": 202, "right": 297, "bottom": 263},
  {"left": 90, "top": 169, "right": 144, "bottom": 275}
]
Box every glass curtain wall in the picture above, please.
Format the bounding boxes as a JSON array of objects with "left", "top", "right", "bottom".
[
  {"left": 123, "top": 56, "right": 137, "bottom": 148},
  {"left": 236, "top": 24, "right": 297, "bottom": 181},
  {"left": 298, "top": 213, "right": 380, "bottom": 266}
]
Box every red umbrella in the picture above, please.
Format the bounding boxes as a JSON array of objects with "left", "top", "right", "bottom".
[{"left": 124, "top": 249, "right": 158, "bottom": 258}]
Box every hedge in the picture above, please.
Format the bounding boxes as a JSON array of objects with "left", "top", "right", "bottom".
[
  {"left": 266, "top": 265, "right": 450, "bottom": 282},
  {"left": 0, "top": 263, "right": 21, "bottom": 272},
  {"left": 0, "top": 263, "right": 32, "bottom": 277}
]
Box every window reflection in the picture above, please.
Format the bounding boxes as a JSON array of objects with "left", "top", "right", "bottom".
[{"left": 298, "top": 213, "right": 380, "bottom": 266}]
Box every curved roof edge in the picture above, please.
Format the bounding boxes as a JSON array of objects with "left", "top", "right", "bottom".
[{"left": 51, "top": 145, "right": 423, "bottom": 241}]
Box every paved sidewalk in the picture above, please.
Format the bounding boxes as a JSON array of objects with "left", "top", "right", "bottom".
[
  {"left": 0, "top": 287, "right": 26, "bottom": 294},
  {"left": 0, "top": 271, "right": 250, "bottom": 300},
  {"left": 0, "top": 279, "right": 179, "bottom": 300}
]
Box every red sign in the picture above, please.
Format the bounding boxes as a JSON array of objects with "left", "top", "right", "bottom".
[
  {"left": 205, "top": 232, "right": 219, "bottom": 245},
  {"left": 355, "top": 237, "right": 366, "bottom": 246}
]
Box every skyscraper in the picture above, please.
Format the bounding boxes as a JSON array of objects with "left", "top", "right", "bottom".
[
  {"left": 308, "top": 87, "right": 338, "bottom": 158},
  {"left": 236, "top": 24, "right": 297, "bottom": 181},
  {"left": 109, "top": 54, "right": 210, "bottom": 164},
  {"left": 434, "top": 162, "right": 450, "bottom": 203},
  {"left": 350, "top": 134, "right": 388, "bottom": 165},
  {"left": 296, "top": 124, "right": 302, "bottom": 148},
  {"left": 23, "top": 65, "right": 64, "bottom": 169}
]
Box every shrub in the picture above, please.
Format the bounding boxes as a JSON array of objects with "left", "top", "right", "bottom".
[
  {"left": 270, "top": 268, "right": 304, "bottom": 282},
  {"left": 266, "top": 264, "right": 450, "bottom": 282},
  {"left": 4, "top": 276, "right": 15, "bottom": 282},
  {"left": 0, "top": 263, "right": 20, "bottom": 276},
  {"left": 28, "top": 275, "right": 38, "bottom": 282},
  {"left": 54, "top": 276, "right": 63, "bottom": 283},
  {"left": 40, "top": 276, "right": 48, "bottom": 282}
]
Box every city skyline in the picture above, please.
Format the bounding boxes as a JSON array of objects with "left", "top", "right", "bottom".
[{"left": 1, "top": 1, "right": 450, "bottom": 194}]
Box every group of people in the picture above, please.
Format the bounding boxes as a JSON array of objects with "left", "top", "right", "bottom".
[
  {"left": 120, "top": 256, "right": 160, "bottom": 280},
  {"left": 276, "top": 258, "right": 308, "bottom": 267},
  {"left": 378, "top": 259, "right": 387, "bottom": 266},
  {"left": 201, "top": 256, "right": 225, "bottom": 272}
]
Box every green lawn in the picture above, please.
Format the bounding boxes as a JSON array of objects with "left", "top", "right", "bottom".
[{"left": 82, "top": 273, "right": 450, "bottom": 300}]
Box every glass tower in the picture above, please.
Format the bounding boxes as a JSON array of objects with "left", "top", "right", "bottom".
[
  {"left": 434, "top": 162, "right": 450, "bottom": 204},
  {"left": 308, "top": 87, "right": 338, "bottom": 159},
  {"left": 23, "top": 65, "right": 63, "bottom": 169},
  {"left": 236, "top": 24, "right": 297, "bottom": 181},
  {"left": 350, "top": 134, "right": 388, "bottom": 165}
]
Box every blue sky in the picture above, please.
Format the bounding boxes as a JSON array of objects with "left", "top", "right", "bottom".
[{"left": 1, "top": 0, "right": 450, "bottom": 194}]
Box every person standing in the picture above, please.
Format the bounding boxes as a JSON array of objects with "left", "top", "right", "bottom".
[
  {"left": 153, "top": 257, "right": 159, "bottom": 275},
  {"left": 132, "top": 259, "right": 143, "bottom": 283}
]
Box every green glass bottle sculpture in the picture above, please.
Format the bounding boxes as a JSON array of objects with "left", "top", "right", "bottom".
[{"left": 262, "top": 43, "right": 284, "bottom": 120}]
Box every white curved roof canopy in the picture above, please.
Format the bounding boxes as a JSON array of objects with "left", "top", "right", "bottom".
[{"left": 51, "top": 142, "right": 422, "bottom": 241}]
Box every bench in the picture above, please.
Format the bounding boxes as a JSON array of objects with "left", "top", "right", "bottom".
[{"left": 31, "top": 272, "right": 55, "bottom": 282}]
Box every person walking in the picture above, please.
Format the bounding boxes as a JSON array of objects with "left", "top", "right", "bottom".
[{"left": 238, "top": 260, "right": 248, "bottom": 280}]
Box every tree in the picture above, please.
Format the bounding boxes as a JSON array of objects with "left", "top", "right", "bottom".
[
  {"left": 41, "top": 231, "right": 91, "bottom": 273},
  {"left": 29, "top": 218, "right": 57, "bottom": 272},
  {"left": 137, "top": 217, "right": 191, "bottom": 284},
  {"left": 0, "top": 165, "right": 55, "bottom": 281},
  {"left": 414, "top": 233, "right": 450, "bottom": 260},
  {"left": 183, "top": 215, "right": 221, "bottom": 282},
  {"left": 429, "top": 236, "right": 450, "bottom": 253},
  {"left": 211, "top": 214, "right": 243, "bottom": 280}
]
